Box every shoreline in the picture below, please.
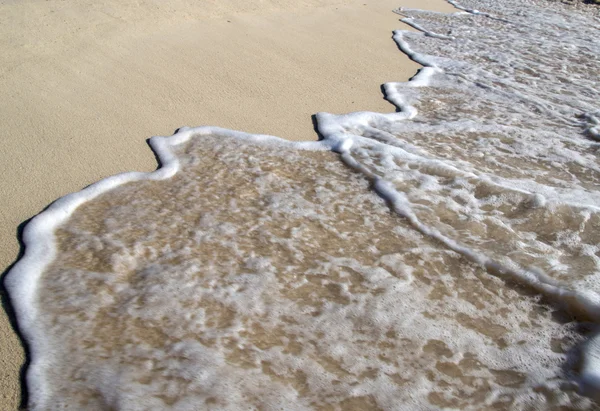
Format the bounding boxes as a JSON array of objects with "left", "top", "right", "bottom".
[{"left": 0, "top": 0, "right": 457, "bottom": 407}]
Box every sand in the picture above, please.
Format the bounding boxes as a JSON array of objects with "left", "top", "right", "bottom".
[{"left": 0, "top": 0, "right": 456, "bottom": 407}]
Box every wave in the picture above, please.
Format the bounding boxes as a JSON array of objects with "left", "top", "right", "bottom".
[{"left": 6, "top": 0, "right": 600, "bottom": 408}]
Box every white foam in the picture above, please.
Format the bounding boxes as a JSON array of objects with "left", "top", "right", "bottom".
[
  {"left": 5, "top": 0, "right": 600, "bottom": 408},
  {"left": 4, "top": 126, "right": 327, "bottom": 408}
]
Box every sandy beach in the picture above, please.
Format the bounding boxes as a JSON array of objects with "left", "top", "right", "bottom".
[{"left": 0, "top": 0, "right": 457, "bottom": 407}]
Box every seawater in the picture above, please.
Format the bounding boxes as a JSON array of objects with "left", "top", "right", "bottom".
[{"left": 6, "top": 0, "right": 600, "bottom": 409}]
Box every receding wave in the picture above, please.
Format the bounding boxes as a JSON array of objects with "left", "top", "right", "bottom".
[{"left": 6, "top": 0, "right": 600, "bottom": 409}]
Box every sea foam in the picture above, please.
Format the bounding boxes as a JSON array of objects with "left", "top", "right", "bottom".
[{"left": 5, "top": 0, "right": 600, "bottom": 409}]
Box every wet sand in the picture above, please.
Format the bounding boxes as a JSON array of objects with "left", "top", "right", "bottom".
[{"left": 0, "top": 0, "right": 456, "bottom": 407}]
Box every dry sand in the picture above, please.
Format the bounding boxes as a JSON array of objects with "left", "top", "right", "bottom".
[{"left": 0, "top": 0, "right": 456, "bottom": 407}]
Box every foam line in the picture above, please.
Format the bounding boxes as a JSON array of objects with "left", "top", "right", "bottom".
[
  {"left": 329, "top": 130, "right": 600, "bottom": 396},
  {"left": 4, "top": 126, "right": 326, "bottom": 408},
  {"left": 315, "top": 107, "right": 600, "bottom": 323},
  {"left": 393, "top": 13, "right": 455, "bottom": 40},
  {"left": 446, "top": 0, "right": 515, "bottom": 24},
  {"left": 343, "top": 148, "right": 600, "bottom": 323}
]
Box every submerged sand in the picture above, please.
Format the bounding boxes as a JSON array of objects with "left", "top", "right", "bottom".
[{"left": 0, "top": 0, "right": 456, "bottom": 407}]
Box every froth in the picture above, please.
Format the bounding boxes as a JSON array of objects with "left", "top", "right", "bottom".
[
  {"left": 5, "top": 0, "right": 600, "bottom": 408},
  {"left": 29, "top": 136, "right": 591, "bottom": 409}
]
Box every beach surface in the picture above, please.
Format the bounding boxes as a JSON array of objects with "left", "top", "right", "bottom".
[{"left": 0, "top": 0, "right": 456, "bottom": 407}]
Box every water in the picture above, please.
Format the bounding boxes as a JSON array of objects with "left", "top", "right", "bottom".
[{"left": 6, "top": 0, "right": 600, "bottom": 409}]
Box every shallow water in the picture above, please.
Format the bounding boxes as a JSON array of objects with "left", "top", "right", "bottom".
[{"left": 7, "top": 0, "right": 600, "bottom": 409}]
